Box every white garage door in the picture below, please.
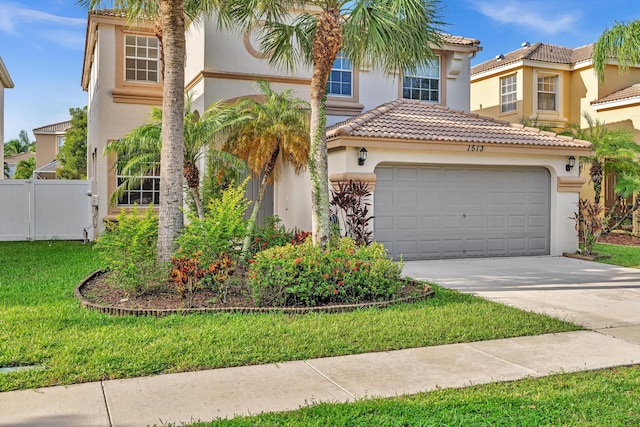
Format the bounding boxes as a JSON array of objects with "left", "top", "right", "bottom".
[{"left": 374, "top": 165, "right": 550, "bottom": 260}]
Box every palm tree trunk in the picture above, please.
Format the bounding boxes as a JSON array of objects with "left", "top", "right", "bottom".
[
  {"left": 157, "top": 0, "right": 186, "bottom": 265},
  {"left": 309, "top": 8, "right": 342, "bottom": 248},
  {"left": 241, "top": 144, "right": 280, "bottom": 258}
]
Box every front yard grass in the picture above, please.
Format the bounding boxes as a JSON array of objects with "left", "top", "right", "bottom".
[
  {"left": 593, "top": 243, "right": 640, "bottom": 268},
  {"left": 0, "top": 241, "right": 580, "bottom": 392},
  {"left": 192, "top": 365, "right": 640, "bottom": 426}
]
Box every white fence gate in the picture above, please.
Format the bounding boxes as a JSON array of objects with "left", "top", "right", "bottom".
[{"left": 0, "top": 179, "right": 94, "bottom": 241}]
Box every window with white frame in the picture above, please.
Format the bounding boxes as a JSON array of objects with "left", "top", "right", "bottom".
[
  {"left": 125, "top": 35, "right": 159, "bottom": 83},
  {"left": 116, "top": 160, "right": 160, "bottom": 206},
  {"left": 500, "top": 74, "right": 517, "bottom": 113},
  {"left": 57, "top": 136, "right": 65, "bottom": 150},
  {"left": 537, "top": 74, "right": 557, "bottom": 111},
  {"left": 327, "top": 53, "right": 352, "bottom": 97},
  {"left": 402, "top": 59, "right": 440, "bottom": 102}
]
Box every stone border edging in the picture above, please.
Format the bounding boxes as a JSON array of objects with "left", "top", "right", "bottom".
[{"left": 75, "top": 270, "right": 434, "bottom": 317}]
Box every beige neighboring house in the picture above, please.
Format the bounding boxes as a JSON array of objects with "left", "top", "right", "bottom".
[
  {"left": 470, "top": 42, "right": 640, "bottom": 215},
  {"left": 4, "top": 151, "right": 35, "bottom": 178},
  {"left": 81, "top": 10, "right": 591, "bottom": 260},
  {"left": 32, "top": 120, "right": 72, "bottom": 179},
  {"left": 1, "top": 56, "right": 15, "bottom": 179}
]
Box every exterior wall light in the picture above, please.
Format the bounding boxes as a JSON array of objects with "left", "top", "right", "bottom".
[
  {"left": 358, "top": 147, "right": 368, "bottom": 166},
  {"left": 566, "top": 156, "right": 576, "bottom": 172}
]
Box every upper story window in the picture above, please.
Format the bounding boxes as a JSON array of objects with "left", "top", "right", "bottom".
[
  {"left": 125, "top": 35, "right": 159, "bottom": 83},
  {"left": 327, "top": 53, "right": 352, "bottom": 97},
  {"left": 537, "top": 74, "right": 557, "bottom": 111},
  {"left": 57, "top": 136, "right": 65, "bottom": 151},
  {"left": 402, "top": 59, "right": 440, "bottom": 102},
  {"left": 500, "top": 74, "right": 517, "bottom": 113}
]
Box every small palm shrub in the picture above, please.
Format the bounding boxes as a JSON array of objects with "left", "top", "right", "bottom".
[
  {"left": 247, "top": 238, "right": 403, "bottom": 307},
  {"left": 94, "top": 205, "right": 161, "bottom": 295},
  {"left": 574, "top": 198, "right": 605, "bottom": 256},
  {"left": 174, "top": 181, "right": 248, "bottom": 301}
]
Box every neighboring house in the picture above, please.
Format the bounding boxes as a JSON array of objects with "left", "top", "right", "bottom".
[
  {"left": 1, "top": 56, "right": 15, "bottom": 179},
  {"left": 470, "top": 42, "right": 640, "bottom": 212},
  {"left": 81, "top": 10, "right": 590, "bottom": 260},
  {"left": 4, "top": 151, "right": 35, "bottom": 178},
  {"left": 32, "top": 120, "right": 72, "bottom": 179}
]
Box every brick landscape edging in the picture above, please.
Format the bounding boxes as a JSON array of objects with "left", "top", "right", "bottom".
[{"left": 75, "top": 270, "right": 434, "bottom": 317}]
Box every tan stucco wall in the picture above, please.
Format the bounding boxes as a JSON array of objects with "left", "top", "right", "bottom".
[
  {"left": 328, "top": 142, "right": 584, "bottom": 256},
  {"left": 34, "top": 134, "right": 58, "bottom": 169},
  {"left": 86, "top": 23, "right": 159, "bottom": 232}
]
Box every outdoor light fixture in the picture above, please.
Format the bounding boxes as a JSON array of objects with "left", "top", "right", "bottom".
[
  {"left": 566, "top": 156, "right": 576, "bottom": 172},
  {"left": 358, "top": 147, "right": 368, "bottom": 166}
]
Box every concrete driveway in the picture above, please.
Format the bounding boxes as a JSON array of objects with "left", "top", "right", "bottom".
[{"left": 403, "top": 256, "right": 640, "bottom": 330}]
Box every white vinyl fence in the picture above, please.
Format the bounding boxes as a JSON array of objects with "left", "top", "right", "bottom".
[{"left": 0, "top": 179, "right": 94, "bottom": 241}]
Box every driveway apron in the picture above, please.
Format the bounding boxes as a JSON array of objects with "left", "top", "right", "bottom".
[{"left": 403, "top": 256, "right": 640, "bottom": 330}]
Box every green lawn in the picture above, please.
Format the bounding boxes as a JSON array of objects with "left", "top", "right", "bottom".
[
  {"left": 192, "top": 365, "right": 640, "bottom": 426},
  {"left": 0, "top": 241, "right": 580, "bottom": 392},
  {"left": 594, "top": 243, "right": 640, "bottom": 268}
]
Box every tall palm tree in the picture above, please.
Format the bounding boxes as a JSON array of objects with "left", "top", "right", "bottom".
[
  {"left": 219, "top": 0, "right": 443, "bottom": 246},
  {"left": 593, "top": 19, "right": 640, "bottom": 81},
  {"left": 80, "top": 0, "right": 228, "bottom": 264},
  {"left": 106, "top": 96, "right": 247, "bottom": 219},
  {"left": 562, "top": 113, "right": 640, "bottom": 205},
  {"left": 225, "top": 80, "right": 310, "bottom": 257}
]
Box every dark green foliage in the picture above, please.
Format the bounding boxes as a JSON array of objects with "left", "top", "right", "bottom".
[
  {"left": 248, "top": 238, "right": 402, "bottom": 307},
  {"left": 57, "top": 106, "right": 87, "bottom": 180},
  {"left": 13, "top": 157, "right": 35, "bottom": 179},
  {"left": 246, "top": 216, "right": 296, "bottom": 259},
  {"left": 94, "top": 205, "right": 161, "bottom": 295}
]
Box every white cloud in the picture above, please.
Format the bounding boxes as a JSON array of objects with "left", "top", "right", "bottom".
[
  {"left": 469, "top": 0, "right": 581, "bottom": 36},
  {"left": 0, "top": 2, "right": 84, "bottom": 33}
]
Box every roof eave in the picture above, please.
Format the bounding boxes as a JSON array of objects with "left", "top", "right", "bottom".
[{"left": 0, "top": 56, "right": 15, "bottom": 88}]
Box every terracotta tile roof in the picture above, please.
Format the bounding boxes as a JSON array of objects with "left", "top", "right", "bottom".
[
  {"left": 471, "top": 42, "right": 595, "bottom": 76},
  {"left": 90, "top": 9, "right": 127, "bottom": 18},
  {"left": 440, "top": 34, "right": 481, "bottom": 48},
  {"left": 326, "top": 99, "right": 591, "bottom": 148},
  {"left": 592, "top": 83, "right": 640, "bottom": 106},
  {"left": 33, "top": 120, "right": 72, "bottom": 134}
]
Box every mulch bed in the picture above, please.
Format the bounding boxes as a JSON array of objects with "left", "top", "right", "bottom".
[
  {"left": 75, "top": 271, "right": 434, "bottom": 316},
  {"left": 597, "top": 233, "right": 640, "bottom": 247}
]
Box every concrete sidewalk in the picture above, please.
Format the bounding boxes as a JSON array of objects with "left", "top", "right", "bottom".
[
  {"left": 2, "top": 256, "right": 639, "bottom": 426},
  {"left": 2, "top": 329, "right": 640, "bottom": 427}
]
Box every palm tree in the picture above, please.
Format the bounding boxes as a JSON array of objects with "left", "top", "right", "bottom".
[
  {"left": 106, "top": 96, "right": 247, "bottom": 219},
  {"left": 4, "top": 130, "right": 33, "bottom": 156},
  {"left": 225, "top": 80, "right": 310, "bottom": 257},
  {"left": 81, "top": 0, "right": 229, "bottom": 264},
  {"left": 219, "top": 0, "right": 444, "bottom": 247},
  {"left": 593, "top": 19, "right": 640, "bottom": 81},
  {"left": 562, "top": 113, "right": 640, "bottom": 205}
]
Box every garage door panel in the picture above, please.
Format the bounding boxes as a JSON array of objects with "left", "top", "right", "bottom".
[{"left": 374, "top": 165, "right": 550, "bottom": 260}]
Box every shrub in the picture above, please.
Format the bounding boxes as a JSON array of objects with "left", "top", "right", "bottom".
[
  {"left": 94, "top": 205, "right": 161, "bottom": 295},
  {"left": 175, "top": 181, "right": 248, "bottom": 299},
  {"left": 574, "top": 198, "right": 605, "bottom": 256},
  {"left": 330, "top": 180, "right": 374, "bottom": 246},
  {"left": 246, "top": 216, "right": 294, "bottom": 259},
  {"left": 247, "top": 238, "right": 403, "bottom": 307}
]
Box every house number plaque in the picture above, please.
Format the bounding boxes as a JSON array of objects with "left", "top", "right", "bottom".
[{"left": 467, "top": 145, "right": 485, "bottom": 152}]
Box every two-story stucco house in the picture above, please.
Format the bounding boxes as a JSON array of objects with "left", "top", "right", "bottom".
[
  {"left": 82, "top": 10, "right": 591, "bottom": 260},
  {"left": 32, "top": 120, "right": 72, "bottom": 179},
  {"left": 1, "top": 56, "right": 15, "bottom": 179},
  {"left": 470, "top": 42, "right": 640, "bottom": 217}
]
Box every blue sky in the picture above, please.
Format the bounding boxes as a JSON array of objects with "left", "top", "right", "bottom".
[{"left": 1, "top": 0, "right": 639, "bottom": 143}]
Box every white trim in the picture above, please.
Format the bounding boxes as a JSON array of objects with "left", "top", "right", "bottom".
[
  {"left": 592, "top": 96, "right": 640, "bottom": 111},
  {"left": 532, "top": 69, "right": 565, "bottom": 122},
  {"left": 0, "top": 56, "right": 14, "bottom": 88}
]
